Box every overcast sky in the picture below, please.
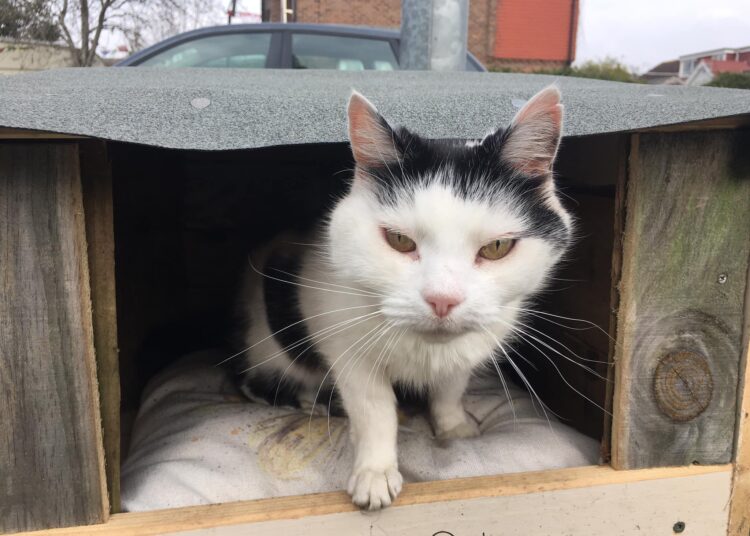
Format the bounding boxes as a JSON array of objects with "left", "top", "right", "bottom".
[{"left": 575, "top": 0, "right": 750, "bottom": 72}]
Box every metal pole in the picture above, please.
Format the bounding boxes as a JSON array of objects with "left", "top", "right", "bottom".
[{"left": 400, "top": 0, "right": 469, "bottom": 71}]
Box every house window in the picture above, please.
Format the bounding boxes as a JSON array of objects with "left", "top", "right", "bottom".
[{"left": 681, "top": 59, "right": 695, "bottom": 77}]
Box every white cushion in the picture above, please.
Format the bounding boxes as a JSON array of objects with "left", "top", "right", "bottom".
[{"left": 121, "top": 350, "right": 599, "bottom": 511}]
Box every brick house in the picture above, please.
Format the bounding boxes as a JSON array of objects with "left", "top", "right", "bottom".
[
  {"left": 262, "top": 0, "right": 579, "bottom": 70},
  {"left": 643, "top": 46, "right": 750, "bottom": 86},
  {"left": 681, "top": 47, "right": 750, "bottom": 86}
]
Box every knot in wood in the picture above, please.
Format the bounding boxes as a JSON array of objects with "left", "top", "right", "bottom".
[{"left": 653, "top": 351, "right": 713, "bottom": 422}]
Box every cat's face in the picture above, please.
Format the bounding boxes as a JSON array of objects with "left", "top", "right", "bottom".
[{"left": 328, "top": 87, "right": 572, "bottom": 341}]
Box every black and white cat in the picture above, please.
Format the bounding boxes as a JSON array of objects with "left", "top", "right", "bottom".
[{"left": 237, "top": 85, "right": 572, "bottom": 509}]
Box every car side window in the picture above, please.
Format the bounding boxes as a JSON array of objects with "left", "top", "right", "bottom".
[
  {"left": 291, "top": 33, "right": 398, "bottom": 70},
  {"left": 138, "top": 33, "right": 273, "bottom": 68}
]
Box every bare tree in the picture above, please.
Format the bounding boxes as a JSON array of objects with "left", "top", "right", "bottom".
[{"left": 55, "top": 0, "right": 224, "bottom": 66}]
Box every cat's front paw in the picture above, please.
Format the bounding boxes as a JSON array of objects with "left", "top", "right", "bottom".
[
  {"left": 347, "top": 466, "right": 403, "bottom": 510},
  {"left": 436, "top": 417, "right": 480, "bottom": 441}
]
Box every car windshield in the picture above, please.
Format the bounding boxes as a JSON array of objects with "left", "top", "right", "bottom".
[
  {"left": 291, "top": 33, "right": 398, "bottom": 70},
  {"left": 138, "top": 33, "right": 272, "bottom": 68}
]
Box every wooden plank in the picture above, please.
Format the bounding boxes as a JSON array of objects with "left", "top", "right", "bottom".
[
  {"left": 602, "top": 135, "right": 629, "bottom": 463},
  {"left": 0, "top": 128, "right": 85, "bottom": 140},
  {"left": 635, "top": 113, "right": 750, "bottom": 134},
  {"left": 0, "top": 143, "right": 109, "bottom": 532},
  {"left": 14, "top": 465, "right": 731, "bottom": 536},
  {"left": 728, "top": 265, "right": 750, "bottom": 535},
  {"left": 80, "top": 141, "right": 121, "bottom": 513},
  {"left": 611, "top": 130, "right": 750, "bottom": 469}
]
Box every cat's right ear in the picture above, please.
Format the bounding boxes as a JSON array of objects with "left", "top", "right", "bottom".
[
  {"left": 489, "top": 85, "right": 563, "bottom": 177},
  {"left": 347, "top": 91, "right": 399, "bottom": 169}
]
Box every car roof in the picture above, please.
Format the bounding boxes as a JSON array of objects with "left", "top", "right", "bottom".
[{"left": 204, "top": 22, "right": 400, "bottom": 38}]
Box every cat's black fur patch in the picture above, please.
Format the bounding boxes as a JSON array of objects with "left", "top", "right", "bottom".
[
  {"left": 239, "top": 367, "right": 346, "bottom": 415},
  {"left": 363, "top": 126, "right": 569, "bottom": 247},
  {"left": 394, "top": 382, "right": 429, "bottom": 413},
  {"left": 240, "top": 368, "right": 301, "bottom": 408},
  {"left": 262, "top": 253, "right": 326, "bottom": 371}
]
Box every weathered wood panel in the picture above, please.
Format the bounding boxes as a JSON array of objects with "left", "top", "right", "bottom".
[
  {"left": 0, "top": 128, "right": 85, "bottom": 140},
  {"left": 0, "top": 143, "right": 108, "bottom": 532},
  {"left": 612, "top": 130, "right": 750, "bottom": 469},
  {"left": 11, "top": 465, "right": 732, "bottom": 536},
  {"left": 602, "top": 135, "right": 629, "bottom": 463},
  {"left": 728, "top": 271, "right": 750, "bottom": 536},
  {"left": 80, "top": 141, "right": 121, "bottom": 512}
]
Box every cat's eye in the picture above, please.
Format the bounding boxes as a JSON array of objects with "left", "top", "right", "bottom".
[
  {"left": 385, "top": 229, "right": 417, "bottom": 253},
  {"left": 478, "top": 238, "right": 515, "bottom": 260}
]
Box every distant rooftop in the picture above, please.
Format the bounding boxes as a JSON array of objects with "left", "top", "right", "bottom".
[{"left": 679, "top": 45, "right": 750, "bottom": 61}]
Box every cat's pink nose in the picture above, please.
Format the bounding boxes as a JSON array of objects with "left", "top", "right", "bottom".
[{"left": 424, "top": 293, "right": 464, "bottom": 318}]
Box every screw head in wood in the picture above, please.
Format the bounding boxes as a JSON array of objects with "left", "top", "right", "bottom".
[
  {"left": 717, "top": 273, "right": 727, "bottom": 284},
  {"left": 653, "top": 351, "right": 713, "bottom": 422},
  {"left": 672, "top": 521, "right": 685, "bottom": 533}
]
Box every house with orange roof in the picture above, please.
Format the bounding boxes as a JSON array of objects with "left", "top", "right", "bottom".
[{"left": 680, "top": 46, "right": 750, "bottom": 85}]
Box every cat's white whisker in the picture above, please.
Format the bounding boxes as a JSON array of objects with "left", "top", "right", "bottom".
[
  {"left": 249, "top": 312, "right": 379, "bottom": 370},
  {"left": 216, "top": 303, "right": 381, "bottom": 367},
  {"left": 514, "top": 319, "right": 611, "bottom": 366},
  {"left": 487, "top": 345, "right": 517, "bottom": 430},
  {"left": 307, "top": 320, "right": 389, "bottom": 431},
  {"left": 362, "top": 324, "right": 402, "bottom": 418},
  {"left": 499, "top": 322, "right": 612, "bottom": 416},
  {"left": 506, "top": 322, "right": 609, "bottom": 381},
  {"left": 273, "top": 315, "right": 386, "bottom": 407},
  {"left": 267, "top": 266, "right": 385, "bottom": 298},
  {"left": 328, "top": 321, "right": 396, "bottom": 442},
  {"left": 498, "top": 304, "right": 614, "bottom": 341},
  {"left": 248, "top": 257, "right": 382, "bottom": 298},
  {"left": 490, "top": 333, "right": 561, "bottom": 438},
  {"left": 238, "top": 312, "right": 382, "bottom": 374},
  {"left": 362, "top": 327, "right": 407, "bottom": 423}
]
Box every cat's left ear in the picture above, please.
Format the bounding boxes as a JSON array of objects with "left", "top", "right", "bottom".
[
  {"left": 347, "top": 91, "right": 400, "bottom": 169},
  {"left": 493, "top": 85, "right": 563, "bottom": 176}
]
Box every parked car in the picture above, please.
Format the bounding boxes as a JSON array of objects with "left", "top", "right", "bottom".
[{"left": 116, "top": 23, "right": 486, "bottom": 71}]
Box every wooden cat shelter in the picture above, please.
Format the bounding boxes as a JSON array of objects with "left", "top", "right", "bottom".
[{"left": 1, "top": 69, "right": 749, "bottom": 535}]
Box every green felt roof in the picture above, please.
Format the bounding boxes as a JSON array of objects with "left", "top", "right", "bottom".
[{"left": 1, "top": 68, "right": 748, "bottom": 150}]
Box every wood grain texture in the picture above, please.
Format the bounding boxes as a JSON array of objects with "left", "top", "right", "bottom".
[
  {"left": 0, "top": 128, "right": 85, "bottom": 140},
  {"left": 728, "top": 264, "right": 750, "bottom": 535},
  {"left": 635, "top": 113, "right": 750, "bottom": 134},
  {"left": 602, "top": 135, "right": 629, "bottom": 463},
  {"left": 612, "top": 130, "right": 750, "bottom": 469},
  {"left": 80, "top": 141, "right": 121, "bottom": 513},
  {"left": 13, "top": 465, "right": 731, "bottom": 536},
  {"left": 0, "top": 143, "right": 108, "bottom": 532}
]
